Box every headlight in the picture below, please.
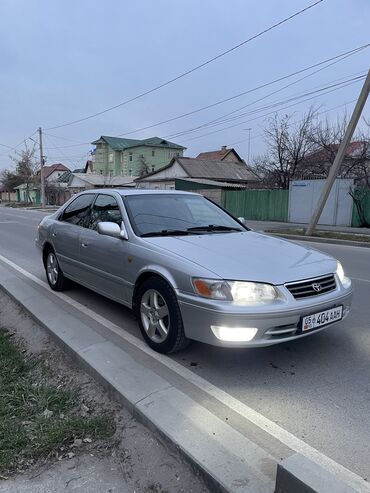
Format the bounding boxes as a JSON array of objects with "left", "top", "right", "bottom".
[
  {"left": 228, "top": 281, "right": 278, "bottom": 304},
  {"left": 336, "top": 262, "right": 351, "bottom": 289},
  {"left": 193, "top": 279, "right": 278, "bottom": 304}
]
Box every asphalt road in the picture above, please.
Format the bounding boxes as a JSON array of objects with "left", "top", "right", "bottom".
[{"left": 1, "top": 206, "right": 370, "bottom": 481}]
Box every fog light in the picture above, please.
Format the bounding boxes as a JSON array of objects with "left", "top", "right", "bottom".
[{"left": 211, "top": 325, "right": 258, "bottom": 342}]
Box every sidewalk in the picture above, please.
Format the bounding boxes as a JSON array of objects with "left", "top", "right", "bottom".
[
  {"left": 246, "top": 220, "right": 370, "bottom": 235},
  {"left": 0, "top": 289, "right": 208, "bottom": 493},
  {"left": 0, "top": 257, "right": 368, "bottom": 493}
]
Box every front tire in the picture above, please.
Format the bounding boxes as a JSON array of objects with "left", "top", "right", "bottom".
[
  {"left": 45, "top": 249, "right": 68, "bottom": 291},
  {"left": 135, "top": 278, "right": 190, "bottom": 354}
]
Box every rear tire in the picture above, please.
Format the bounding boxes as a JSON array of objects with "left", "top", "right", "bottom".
[
  {"left": 45, "top": 249, "right": 68, "bottom": 291},
  {"left": 135, "top": 277, "right": 190, "bottom": 354}
]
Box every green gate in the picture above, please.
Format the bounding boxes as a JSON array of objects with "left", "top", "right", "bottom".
[
  {"left": 351, "top": 190, "right": 370, "bottom": 227},
  {"left": 222, "top": 189, "right": 289, "bottom": 221}
]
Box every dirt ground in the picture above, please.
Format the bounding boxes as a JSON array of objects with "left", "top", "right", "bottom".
[{"left": 0, "top": 290, "right": 209, "bottom": 493}]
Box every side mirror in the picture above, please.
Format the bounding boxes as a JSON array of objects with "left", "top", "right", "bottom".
[{"left": 97, "top": 221, "right": 128, "bottom": 240}]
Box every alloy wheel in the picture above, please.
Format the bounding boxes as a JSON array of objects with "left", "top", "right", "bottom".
[
  {"left": 140, "top": 289, "right": 170, "bottom": 343},
  {"left": 46, "top": 252, "right": 59, "bottom": 286}
]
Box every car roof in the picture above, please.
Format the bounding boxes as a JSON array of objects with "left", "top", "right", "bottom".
[{"left": 79, "top": 188, "right": 198, "bottom": 197}]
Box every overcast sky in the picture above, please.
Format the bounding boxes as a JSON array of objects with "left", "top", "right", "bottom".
[{"left": 0, "top": 0, "right": 369, "bottom": 171}]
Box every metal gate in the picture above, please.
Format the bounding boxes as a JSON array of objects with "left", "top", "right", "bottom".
[{"left": 288, "top": 179, "right": 354, "bottom": 226}]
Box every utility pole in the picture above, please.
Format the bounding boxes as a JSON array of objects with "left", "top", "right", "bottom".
[
  {"left": 243, "top": 128, "right": 252, "bottom": 164},
  {"left": 306, "top": 69, "right": 370, "bottom": 236},
  {"left": 38, "top": 127, "right": 46, "bottom": 208},
  {"left": 247, "top": 128, "right": 251, "bottom": 165}
]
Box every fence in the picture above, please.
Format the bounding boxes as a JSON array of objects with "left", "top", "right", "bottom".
[
  {"left": 351, "top": 190, "right": 370, "bottom": 227},
  {"left": 222, "top": 189, "right": 289, "bottom": 221}
]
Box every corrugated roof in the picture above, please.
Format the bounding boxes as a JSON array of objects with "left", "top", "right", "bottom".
[
  {"left": 176, "top": 178, "right": 246, "bottom": 189},
  {"left": 178, "top": 157, "right": 258, "bottom": 181},
  {"left": 136, "top": 157, "right": 259, "bottom": 182},
  {"left": 68, "top": 173, "right": 138, "bottom": 187},
  {"left": 91, "top": 135, "right": 185, "bottom": 151},
  {"left": 196, "top": 148, "right": 243, "bottom": 162}
]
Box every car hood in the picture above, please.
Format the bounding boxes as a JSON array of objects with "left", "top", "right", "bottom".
[{"left": 145, "top": 231, "right": 337, "bottom": 285}]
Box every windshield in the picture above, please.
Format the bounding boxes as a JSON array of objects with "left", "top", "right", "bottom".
[{"left": 124, "top": 194, "right": 245, "bottom": 237}]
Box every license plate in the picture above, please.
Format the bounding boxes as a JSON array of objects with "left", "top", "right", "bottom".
[{"left": 301, "top": 306, "right": 343, "bottom": 332}]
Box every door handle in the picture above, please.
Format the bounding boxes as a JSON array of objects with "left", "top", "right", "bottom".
[
  {"left": 81, "top": 243, "right": 88, "bottom": 248},
  {"left": 52, "top": 232, "right": 57, "bottom": 237}
]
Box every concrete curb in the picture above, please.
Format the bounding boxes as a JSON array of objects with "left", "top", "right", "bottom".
[
  {"left": 0, "top": 265, "right": 275, "bottom": 493},
  {"left": 267, "top": 232, "right": 370, "bottom": 248},
  {"left": 0, "top": 261, "right": 367, "bottom": 493},
  {"left": 276, "top": 454, "right": 358, "bottom": 493}
]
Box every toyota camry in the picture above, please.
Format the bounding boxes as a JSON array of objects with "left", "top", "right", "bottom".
[{"left": 36, "top": 189, "right": 353, "bottom": 353}]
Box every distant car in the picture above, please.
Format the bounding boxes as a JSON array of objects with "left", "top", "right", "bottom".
[{"left": 36, "top": 189, "right": 353, "bottom": 353}]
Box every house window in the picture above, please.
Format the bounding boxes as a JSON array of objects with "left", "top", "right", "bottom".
[
  {"left": 169, "top": 151, "right": 179, "bottom": 158},
  {"left": 151, "top": 165, "right": 155, "bottom": 172},
  {"left": 108, "top": 152, "right": 113, "bottom": 163},
  {"left": 129, "top": 152, "right": 133, "bottom": 162},
  {"left": 152, "top": 150, "right": 155, "bottom": 157}
]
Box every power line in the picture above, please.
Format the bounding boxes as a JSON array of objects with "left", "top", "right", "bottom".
[
  {"left": 0, "top": 131, "right": 39, "bottom": 159},
  {"left": 45, "top": 0, "right": 324, "bottom": 130},
  {"left": 180, "top": 76, "right": 365, "bottom": 143},
  {"left": 43, "top": 133, "right": 86, "bottom": 144},
  {"left": 43, "top": 44, "right": 369, "bottom": 151},
  {"left": 228, "top": 99, "right": 358, "bottom": 147},
  {"left": 115, "top": 45, "right": 368, "bottom": 139},
  {"left": 172, "top": 52, "right": 365, "bottom": 138},
  {"left": 166, "top": 75, "right": 366, "bottom": 140},
  {"left": 43, "top": 134, "right": 86, "bottom": 169},
  {"left": 165, "top": 69, "right": 367, "bottom": 140}
]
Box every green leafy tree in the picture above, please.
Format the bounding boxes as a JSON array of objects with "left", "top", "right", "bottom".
[{"left": 0, "top": 170, "right": 23, "bottom": 200}]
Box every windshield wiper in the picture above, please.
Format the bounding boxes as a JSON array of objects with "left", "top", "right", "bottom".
[
  {"left": 187, "top": 224, "right": 243, "bottom": 232},
  {"left": 141, "top": 229, "right": 193, "bottom": 237}
]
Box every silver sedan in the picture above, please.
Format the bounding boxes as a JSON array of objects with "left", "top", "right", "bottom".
[{"left": 36, "top": 189, "right": 353, "bottom": 353}]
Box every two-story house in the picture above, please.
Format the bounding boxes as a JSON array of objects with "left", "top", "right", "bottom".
[{"left": 91, "top": 136, "right": 186, "bottom": 177}]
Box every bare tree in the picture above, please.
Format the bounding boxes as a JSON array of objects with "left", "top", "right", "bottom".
[
  {"left": 138, "top": 155, "right": 149, "bottom": 178},
  {"left": 307, "top": 117, "right": 370, "bottom": 226},
  {"left": 253, "top": 107, "right": 318, "bottom": 189},
  {"left": 10, "top": 148, "right": 39, "bottom": 202}
]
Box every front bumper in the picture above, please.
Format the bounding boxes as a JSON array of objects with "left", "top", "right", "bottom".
[{"left": 178, "top": 285, "right": 353, "bottom": 348}]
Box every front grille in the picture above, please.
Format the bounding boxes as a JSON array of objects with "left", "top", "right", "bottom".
[{"left": 285, "top": 274, "right": 336, "bottom": 299}]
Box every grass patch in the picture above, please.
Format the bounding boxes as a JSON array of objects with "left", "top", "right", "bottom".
[
  {"left": 0, "top": 329, "right": 114, "bottom": 475},
  {"left": 267, "top": 229, "right": 370, "bottom": 243}
]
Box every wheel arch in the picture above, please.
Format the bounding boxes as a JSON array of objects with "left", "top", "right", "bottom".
[
  {"left": 42, "top": 242, "right": 54, "bottom": 268},
  {"left": 132, "top": 267, "right": 178, "bottom": 308}
]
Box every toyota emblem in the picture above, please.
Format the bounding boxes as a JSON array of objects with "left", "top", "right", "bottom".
[{"left": 312, "top": 283, "right": 322, "bottom": 292}]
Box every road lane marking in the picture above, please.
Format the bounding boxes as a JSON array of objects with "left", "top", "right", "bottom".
[
  {"left": 0, "top": 252, "right": 368, "bottom": 492},
  {"left": 352, "top": 277, "right": 370, "bottom": 283}
]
